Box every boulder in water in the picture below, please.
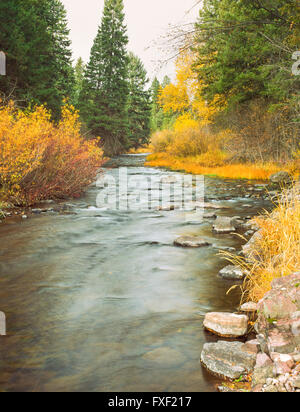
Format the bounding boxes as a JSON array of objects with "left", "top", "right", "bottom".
[
  {"left": 213, "top": 216, "right": 236, "bottom": 234},
  {"left": 174, "top": 236, "right": 211, "bottom": 248},
  {"left": 219, "top": 265, "right": 248, "bottom": 280},
  {"left": 203, "top": 312, "right": 249, "bottom": 337},
  {"left": 201, "top": 340, "right": 256, "bottom": 379}
]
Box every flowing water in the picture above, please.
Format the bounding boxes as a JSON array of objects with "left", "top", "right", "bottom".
[{"left": 0, "top": 155, "right": 272, "bottom": 392}]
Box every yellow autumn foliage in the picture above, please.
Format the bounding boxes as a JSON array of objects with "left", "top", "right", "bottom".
[
  {"left": 0, "top": 101, "right": 103, "bottom": 205},
  {"left": 158, "top": 50, "right": 222, "bottom": 126}
]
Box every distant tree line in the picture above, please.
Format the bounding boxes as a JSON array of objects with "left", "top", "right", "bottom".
[
  {"left": 0, "top": 0, "right": 154, "bottom": 156},
  {"left": 153, "top": 0, "right": 300, "bottom": 164},
  {"left": 192, "top": 0, "right": 300, "bottom": 162}
]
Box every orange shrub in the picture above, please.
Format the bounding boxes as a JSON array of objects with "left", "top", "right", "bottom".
[{"left": 0, "top": 102, "right": 103, "bottom": 205}]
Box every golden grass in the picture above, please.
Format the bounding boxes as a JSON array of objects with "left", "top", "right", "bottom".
[
  {"left": 226, "top": 186, "right": 300, "bottom": 303},
  {"left": 245, "top": 186, "right": 299, "bottom": 301},
  {"left": 146, "top": 152, "right": 283, "bottom": 180}
]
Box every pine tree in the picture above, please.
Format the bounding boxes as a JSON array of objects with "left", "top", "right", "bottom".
[
  {"left": 0, "top": 0, "right": 52, "bottom": 106},
  {"left": 80, "top": 0, "right": 129, "bottom": 155},
  {"left": 150, "top": 77, "right": 173, "bottom": 132},
  {"left": 127, "top": 52, "right": 151, "bottom": 148},
  {"left": 162, "top": 75, "right": 171, "bottom": 88},
  {"left": 195, "top": 0, "right": 299, "bottom": 109},
  {"left": 79, "top": 26, "right": 104, "bottom": 132},
  {"left": 73, "top": 57, "right": 85, "bottom": 107},
  {"left": 0, "top": 0, "right": 74, "bottom": 119},
  {"left": 150, "top": 77, "right": 162, "bottom": 132},
  {"left": 42, "top": 0, "right": 75, "bottom": 118}
]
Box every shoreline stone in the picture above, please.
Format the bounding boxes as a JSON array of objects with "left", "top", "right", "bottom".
[
  {"left": 201, "top": 273, "right": 300, "bottom": 392},
  {"left": 240, "top": 302, "right": 258, "bottom": 313},
  {"left": 203, "top": 312, "right": 248, "bottom": 337},
  {"left": 213, "top": 216, "right": 237, "bottom": 234},
  {"left": 219, "top": 265, "right": 247, "bottom": 281},
  {"left": 174, "top": 236, "right": 211, "bottom": 248},
  {"left": 201, "top": 341, "right": 256, "bottom": 380}
]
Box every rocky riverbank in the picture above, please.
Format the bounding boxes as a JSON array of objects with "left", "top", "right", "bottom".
[
  {"left": 200, "top": 272, "right": 300, "bottom": 392},
  {"left": 200, "top": 175, "right": 300, "bottom": 392},
  {"left": 0, "top": 200, "right": 78, "bottom": 224}
]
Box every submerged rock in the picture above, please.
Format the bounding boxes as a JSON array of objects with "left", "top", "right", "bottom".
[
  {"left": 143, "top": 347, "right": 185, "bottom": 367},
  {"left": 196, "top": 202, "right": 230, "bottom": 210},
  {"left": 213, "top": 216, "right": 236, "bottom": 234},
  {"left": 203, "top": 213, "right": 217, "bottom": 219},
  {"left": 203, "top": 312, "right": 249, "bottom": 337},
  {"left": 219, "top": 265, "right": 247, "bottom": 280},
  {"left": 213, "top": 245, "right": 236, "bottom": 253},
  {"left": 201, "top": 340, "right": 256, "bottom": 380},
  {"left": 174, "top": 236, "right": 211, "bottom": 248},
  {"left": 231, "top": 216, "right": 244, "bottom": 228}
]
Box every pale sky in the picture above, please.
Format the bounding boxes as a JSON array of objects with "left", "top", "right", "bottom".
[{"left": 61, "top": 0, "right": 201, "bottom": 82}]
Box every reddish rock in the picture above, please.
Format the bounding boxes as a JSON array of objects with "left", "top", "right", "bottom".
[
  {"left": 255, "top": 273, "right": 300, "bottom": 355},
  {"left": 267, "top": 329, "right": 298, "bottom": 354},
  {"left": 257, "top": 273, "right": 300, "bottom": 321},
  {"left": 270, "top": 353, "right": 294, "bottom": 369},
  {"left": 291, "top": 312, "right": 300, "bottom": 337},
  {"left": 274, "top": 360, "right": 291, "bottom": 375},
  {"left": 256, "top": 353, "right": 273, "bottom": 368},
  {"left": 271, "top": 272, "right": 300, "bottom": 290}
]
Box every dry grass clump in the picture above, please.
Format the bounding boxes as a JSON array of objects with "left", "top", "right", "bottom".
[
  {"left": 226, "top": 185, "right": 300, "bottom": 303},
  {"left": 245, "top": 186, "right": 299, "bottom": 302}
]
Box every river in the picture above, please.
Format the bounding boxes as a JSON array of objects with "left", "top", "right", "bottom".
[{"left": 0, "top": 154, "right": 272, "bottom": 392}]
